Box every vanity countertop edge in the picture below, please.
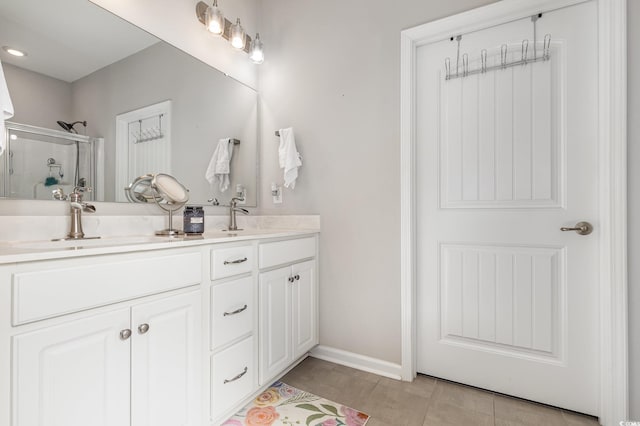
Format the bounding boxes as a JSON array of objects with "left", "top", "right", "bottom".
[{"left": 0, "top": 229, "right": 320, "bottom": 264}]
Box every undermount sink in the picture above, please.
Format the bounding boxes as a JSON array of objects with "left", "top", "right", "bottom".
[{"left": 12, "top": 236, "right": 168, "bottom": 250}]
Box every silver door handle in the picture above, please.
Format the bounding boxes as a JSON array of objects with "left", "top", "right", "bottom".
[
  {"left": 560, "top": 221, "right": 593, "bottom": 235},
  {"left": 138, "top": 323, "right": 150, "bottom": 334},
  {"left": 120, "top": 329, "right": 132, "bottom": 340},
  {"left": 224, "top": 257, "right": 247, "bottom": 265},
  {"left": 223, "top": 304, "right": 248, "bottom": 316},
  {"left": 223, "top": 366, "right": 248, "bottom": 384}
]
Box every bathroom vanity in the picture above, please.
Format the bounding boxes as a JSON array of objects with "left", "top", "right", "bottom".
[{"left": 0, "top": 229, "right": 319, "bottom": 426}]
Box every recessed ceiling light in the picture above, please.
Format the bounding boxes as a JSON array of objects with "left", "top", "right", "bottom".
[{"left": 2, "top": 46, "right": 27, "bottom": 57}]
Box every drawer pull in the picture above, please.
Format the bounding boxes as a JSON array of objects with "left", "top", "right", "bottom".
[
  {"left": 223, "top": 366, "right": 248, "bottom": 384},
  {"left": 223, "top": 257, "right": 248, "bottom": 265},
  {"left": 288, "top": 276, "right": 295, "bottom": 283},
  {"left": 138, "top": 323, "right": 150, "bottom": 334},
  {"left": 120, "top": 329, "right": 132, "bottom": 340},
  {"left": 294, "top": 274, "right": 300, "bottom": 281},
  {"left": 223, "top": 304, "right": 248, "bottom": 316}
]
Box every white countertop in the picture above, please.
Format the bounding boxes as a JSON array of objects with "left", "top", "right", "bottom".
[{"left": 0, "top": 229, "right": 319, "bottom": 264}]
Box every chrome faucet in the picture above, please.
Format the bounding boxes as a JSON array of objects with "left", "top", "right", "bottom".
[
  {"left": 228, "top": 197, "right": 249, "bottom": 231},
  {"left": 53, "top": 186, "right": 99, "bottom": 240}
]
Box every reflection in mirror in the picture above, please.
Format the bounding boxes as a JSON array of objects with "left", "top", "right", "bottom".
[
  {"left": 126, "top": 173, "right": 190, "bottom": 236},
  {"left": 0, "top": 0, "right": 258, "bottom": 206}
]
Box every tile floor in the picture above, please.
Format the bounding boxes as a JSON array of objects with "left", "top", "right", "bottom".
[{"left": 281, "top": 357, "right": 600, "bottom": 426}]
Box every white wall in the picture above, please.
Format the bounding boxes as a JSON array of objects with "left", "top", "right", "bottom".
[
  {"left": 257, "top": 0, "right": 498, "bottom": 364},
  {"left": 627, "top": 0, "right": 639, "bottom": 419},
  {"left": 3, "top": 64, "right": 72, "bottom": 128}
]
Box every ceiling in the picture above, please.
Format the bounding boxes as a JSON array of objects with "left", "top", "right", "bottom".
[{"left": 0, "top": 0, "right": 158, "bottom": 83}]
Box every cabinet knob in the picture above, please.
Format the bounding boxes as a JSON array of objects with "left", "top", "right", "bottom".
[
  {"left": 288, "top": 276, "right": 295, "bottom": 283},
  {"left": 294, "top": 274, "right": 300, "bottom": 281},
  {"left": 138, "top": 323, "right": 150, "bottom": 334},
  {"left": 120, "top": 329, "right": 132, "bottom": 340}
]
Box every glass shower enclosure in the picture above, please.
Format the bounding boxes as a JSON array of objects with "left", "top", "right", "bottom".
[{"left": 1, "top": 122, "right": 101, "bottom": 201}]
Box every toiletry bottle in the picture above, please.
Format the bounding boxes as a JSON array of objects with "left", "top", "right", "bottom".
[{"left": 183, "top": 206, "right": 204, "bottom": 234}]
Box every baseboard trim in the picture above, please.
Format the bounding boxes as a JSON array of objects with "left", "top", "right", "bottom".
[{"left": 310, "top": 345, "right": 403, "bottom": 380}]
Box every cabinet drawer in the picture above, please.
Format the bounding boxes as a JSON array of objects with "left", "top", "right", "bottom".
[
  {"left": 211, "top": 245, "right": 253, "bottom": 280},
  {"left": 259, "top": 236, "right": 316, "bottom": 269},
  {"left": 211, "top": 277, "right": 254, "bottom": 350},
  {"left": 12, "top": 252, "right": 201, "bottom": 325},
  {"left": 211, "top": 337, "right": 255, "bottom": 420}
]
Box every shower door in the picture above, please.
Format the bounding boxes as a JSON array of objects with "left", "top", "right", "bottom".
[
  {"left": 1, "top": 122, "right": 97, "bottom": 200},
  {"left": 415, "top": 0, "right": 599, "bottom": 415}
]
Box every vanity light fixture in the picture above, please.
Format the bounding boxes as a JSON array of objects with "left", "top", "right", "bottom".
[
  {"left": 230, "top": 18, "right": 246, "bottom": 50},
  {"left": 2, "top": 46, "right": 26, "bottom": 57},
  {"left": 195, "top": 1, "right": 263, "bottom": 62},
  {"left": 205, "top": 0, "right": 224, "bottom": 35},
  {"left": 249, "top": 33, "right": 264, "bottom": 64}
]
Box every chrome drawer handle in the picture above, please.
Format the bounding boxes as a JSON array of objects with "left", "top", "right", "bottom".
[
  {"left": 223, "top": 366, "right": 248, "bottom": 384},
  {"left": 223, "top": 304, "right": 248, "bottom": 316},
  {"left": 120, "top": 329, "right": 132, "bottom": 340},
  {"left": 223, "top": 257, "right": 248, "bottom": 265}
]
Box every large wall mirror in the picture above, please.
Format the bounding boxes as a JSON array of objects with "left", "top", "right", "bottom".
[{"left": 0, "top": 0, "right": 258, "bottom": 206}]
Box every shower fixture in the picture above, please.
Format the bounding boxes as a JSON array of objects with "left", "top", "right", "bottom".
[
  {"left": 56, "top": 120, "right": 87, "bottom": 134},
  {"left": 56, "top": 120, "right": 87, "bottom": 187}
]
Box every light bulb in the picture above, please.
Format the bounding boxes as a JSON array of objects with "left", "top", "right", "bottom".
[
  {"left": 230, "top": 18, "right": 246, "bottom": 50},
  {"left": 249, "top": 33, "right": 264, "bottom": 64},
  {"left": 205, "top": 0, "right": 224, "bottom": 35},
  {"left": 2, "top": 46, "right": 26, "bottom": 57}
]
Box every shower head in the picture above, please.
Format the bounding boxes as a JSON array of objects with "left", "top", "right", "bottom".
[{"left": 56, "top": 120, "right": 87, "bottom": 134}]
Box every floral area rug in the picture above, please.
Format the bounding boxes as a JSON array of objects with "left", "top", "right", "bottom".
[{"left": 222, "top": 381, "right": 370, "bottom": 426}]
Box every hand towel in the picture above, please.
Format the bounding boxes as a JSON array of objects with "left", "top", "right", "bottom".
[
  {"left": 205, "top": 138, "right": 234, "bottom": 192},
  {"left": 0, "top": 60, "right": 14, "bottom": 157},
  {"left": 278, "top": 127, "right": 302, "bottom": 189}
]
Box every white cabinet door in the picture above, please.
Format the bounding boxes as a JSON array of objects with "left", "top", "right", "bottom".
[
  {"left": 131, "top": 290, "right": 201, "bottom": 426},
  {"left": 292, "top": 260, "right": 317, "bottom": 359},
  {"left": 259, "top": 266, "right": 292, "bottom": 385},
  {"left": 13, "top": 309, "right": 131, "bottom": 426}
]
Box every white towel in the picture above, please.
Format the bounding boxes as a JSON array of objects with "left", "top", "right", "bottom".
[
  {"left": 0, "top": 60, "right": 14, "bottom": 157},
  {"left": 278, "top": 127, "right": 302, "bottom": 189},
  {"left": 205, "top": 138, "right": 234, "bottom": 192}
]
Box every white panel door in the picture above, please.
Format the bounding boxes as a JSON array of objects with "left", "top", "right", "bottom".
[
  {"left": 130, "top": 290, "right": 201, "bottom": 426},
  {"left": 259, "top": 266, "right": 293, "bottom": 385},
  {"left": 13, "top": 309, "right": 131, "bottom": 426},
  {"left": 292, "top": 260, "right": 317, "bottom": 359},
  {"left": 416, "top": 1, "right": 599, "bottom": 414}
]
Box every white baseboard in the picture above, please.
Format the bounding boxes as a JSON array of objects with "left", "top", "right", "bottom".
[{"left": 310, "top": 345, "right": 403, "bottom": 380}]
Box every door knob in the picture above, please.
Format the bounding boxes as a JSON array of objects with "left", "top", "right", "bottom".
[
  {"left": 560, "top": 221, "right": 593, "bottom": 235},
  {"left": 120, "top": 329, "right": 132, "bottom": 340},
  {"left": 138, "top": 323, "right": 150, "bottom": 334}
]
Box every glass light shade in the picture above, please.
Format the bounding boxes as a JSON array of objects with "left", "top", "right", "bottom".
[
  {"left": 230, "top": 18, "right": 246, "bottom": 50},
  {"left": 249, "top": 33, "right": 264, "bottom": 64},
  {"left": 205, "top": 1, "right": 224, "bottom": 35}
]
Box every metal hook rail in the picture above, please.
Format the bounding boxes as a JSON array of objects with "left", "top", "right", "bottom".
[
  {"left": 445, "top": 34, "right": 551, "bottom": 81},
  {"left": 132, "top": 113, "right": 165, "bottom": 144}
]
